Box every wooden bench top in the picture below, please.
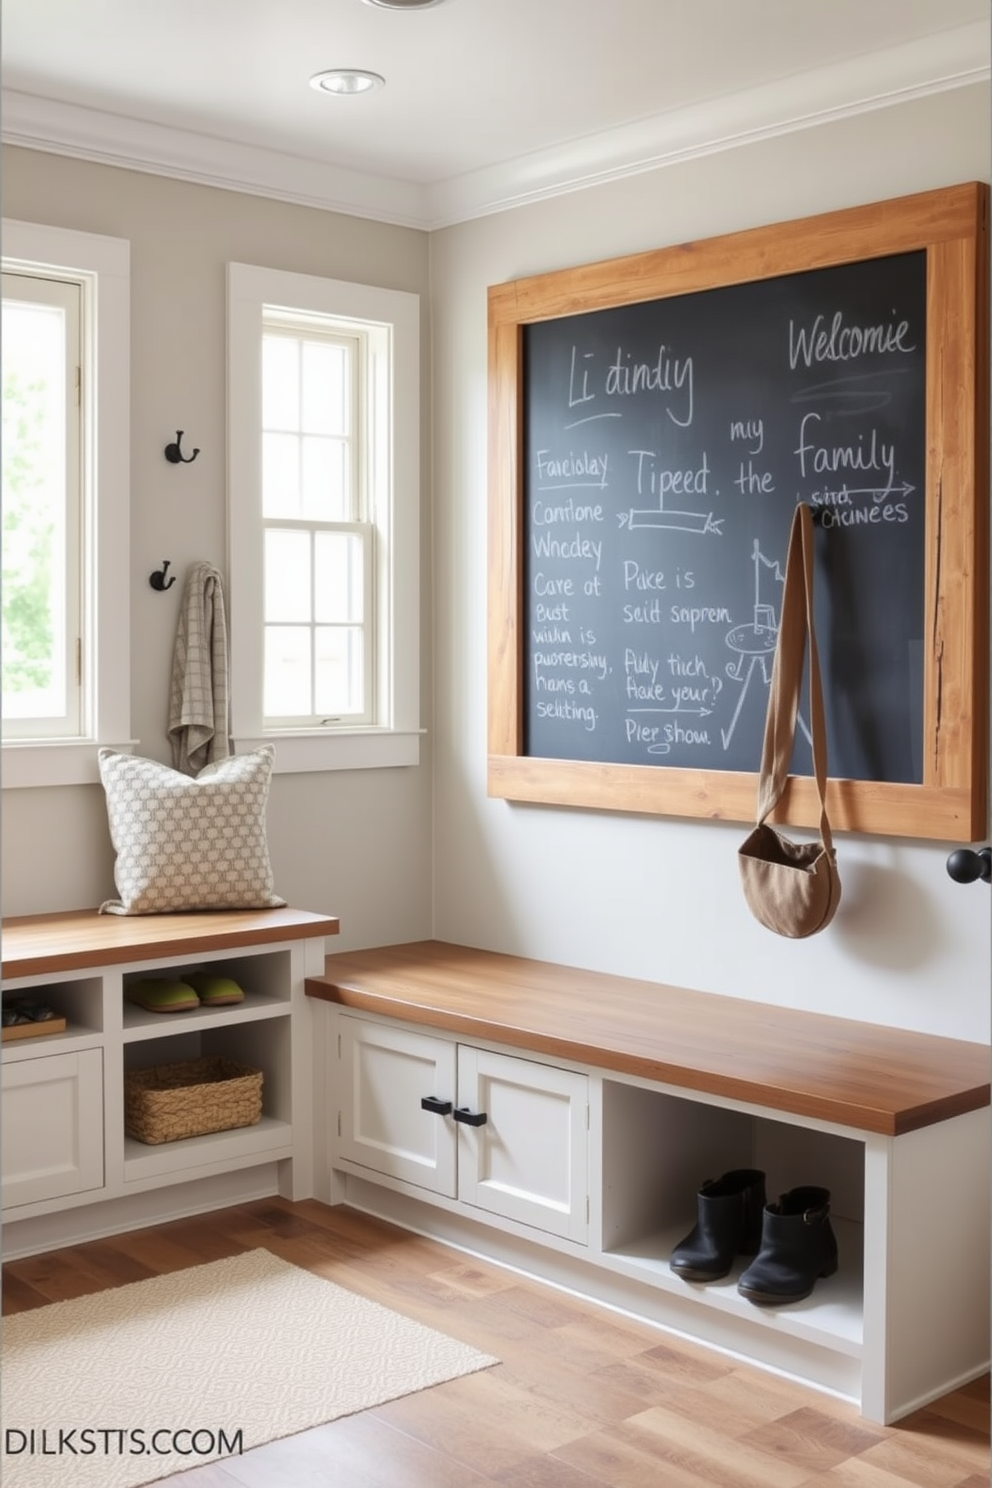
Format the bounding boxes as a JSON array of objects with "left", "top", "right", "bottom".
[
  {"left": 1, "top": 907, "right": 339, "bottom": 980},
  {"left": 306, "top": 940, "right": 990, "bottom": 1137}
]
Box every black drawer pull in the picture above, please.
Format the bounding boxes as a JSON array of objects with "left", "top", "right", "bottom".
[
  {"left": 453, "top": 1106, "right": 488, "bottom": 1127},
  {"left": 420, "top": 1096, "right": 452, "bottom": 1116}
]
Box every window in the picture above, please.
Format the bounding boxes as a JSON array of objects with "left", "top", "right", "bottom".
[
  {"left": 2, "top": 271, "right": 82, "bottom": 737},
  {"left": 228, "top": 264, "right": 420, "bottom": 772},
  {"left": 1, "top": 222, "right": 131, "bottom": 788},
  {"left": 261, "top": 318, "right": 372, "bottom": 725}
]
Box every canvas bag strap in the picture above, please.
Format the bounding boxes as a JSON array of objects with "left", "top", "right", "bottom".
[{"left": 755, "top": 503, "right": 833, "bottom": 852}]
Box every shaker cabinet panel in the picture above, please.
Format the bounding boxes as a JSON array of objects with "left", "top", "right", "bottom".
[
  {"left": 457, "top": 1045, "right": 588, "bottom": 1243},
  {"left": 337, "top": 1016, "right": 457, "bottom": 1196},
  {"left": 1, "top": 1049, "right": 104, "bottom": 1209},
  {"left": 334, "top": 1014, "right": 589, "bottom": 1242}
]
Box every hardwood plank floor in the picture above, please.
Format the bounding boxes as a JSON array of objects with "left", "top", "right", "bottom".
[{"left": 3, "top": 1199, "right": 988, "bottom": 1487}]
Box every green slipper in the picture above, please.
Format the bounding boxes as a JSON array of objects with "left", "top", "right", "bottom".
[
  {"left": 182, "top": 973, "right": 245, "bottom": 1007},
  {"left": 125, "top": 979, "right": 200, "bottom": 1013}
]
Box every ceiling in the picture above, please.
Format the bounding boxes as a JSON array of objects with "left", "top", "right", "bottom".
[{"left": 2, "top": 0, "right": 989, "bottom": 228}]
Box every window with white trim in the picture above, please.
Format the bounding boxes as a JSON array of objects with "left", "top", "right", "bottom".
[
  {"left": 228, "top": 264, "right": 420, "bottom": 773},
  {"left": 261, "top": 317, "right": 372, "bottom": 726},
  {"left": 1, "top": 221, "right": 131, "bottom": 789},
  {"left": 2, "top": 270, "right": 82, "bottom": 738}
]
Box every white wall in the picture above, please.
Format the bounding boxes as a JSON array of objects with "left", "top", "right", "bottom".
[
  {"left": 429, "top": 85, "right": 992, "bottom": 1041},
  {"left": 0, "top": 149, "right": 434, "bottom": 948}
]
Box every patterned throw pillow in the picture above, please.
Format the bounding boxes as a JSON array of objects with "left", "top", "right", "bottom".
[{"left": 97, "top": 747, "right": 286, "bottom": 915}]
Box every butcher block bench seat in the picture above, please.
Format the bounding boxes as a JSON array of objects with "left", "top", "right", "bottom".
[{"left": 305, "top": 939, "right": 990, "bottom": 1137}]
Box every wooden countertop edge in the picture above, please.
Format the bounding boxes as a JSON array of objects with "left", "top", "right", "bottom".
[
  {"left": 305, "top": 978, "right": 990, "bottom": 1138},
  {"left": 2, "top": 908, "right": 340, "bottom": 980}
]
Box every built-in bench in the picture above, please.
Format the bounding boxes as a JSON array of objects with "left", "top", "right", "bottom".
[
  {"left": 1, "top": 915, "right": 986, "bottom": 1426},
  {"left": 306, "top": 940, "right": 991, "bottom": 1424},
  {"left": 1, "top": 907, "right": 337, "bottom": 1258}
]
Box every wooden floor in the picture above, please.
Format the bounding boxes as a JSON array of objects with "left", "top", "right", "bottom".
[{"left": 3, "top": 1198, "right": 988, "bottom": 1488}]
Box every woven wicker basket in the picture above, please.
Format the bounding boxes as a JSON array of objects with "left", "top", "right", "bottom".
[{"left": 124, "top": 1057, "right": 263, "bottom": 1145}]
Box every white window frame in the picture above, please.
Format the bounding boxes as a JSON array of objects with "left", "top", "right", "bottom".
[
  {"left": 1, "top": 221, "right": 131, "bottom": 789},
  {"left": 260, "top": 316, "right": 374, "bottom": 728},
  {"left": 2, "top": 270, "right": 83, "bottom": 739},
  {"left": 227, "top": 263, "right": 421, "bottom": 772}
]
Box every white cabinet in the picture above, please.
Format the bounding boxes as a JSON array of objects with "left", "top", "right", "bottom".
[
  {"left": 338, "top": 1017, "right": 456, "bottom": 1193},
  {"left": 335, "top": 1014, "right": 589, "bottom": 1243},
  {"left": 1, "top": 1049, "right": 104, "bottom": 1208},
  {"left": 313, "top": 983, "right": 990, "bottom": 1427},
  {"left": 1, "top": 908, "right": 336, "bottom": 1257}
]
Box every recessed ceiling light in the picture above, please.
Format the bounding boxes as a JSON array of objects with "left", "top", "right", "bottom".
[
  {"left": 361, "top": 1, "right": 448, "bottom": 9},
  {"left": 309, "top": 69, "right": 385, "bottom": 95}
]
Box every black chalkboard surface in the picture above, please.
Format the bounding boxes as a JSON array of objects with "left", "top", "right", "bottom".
[{"left": 523, "top": 251, "right": 927, "bottom": 783}]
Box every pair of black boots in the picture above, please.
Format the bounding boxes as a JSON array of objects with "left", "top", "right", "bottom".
[{"left": 669, "top": 1169, "right": 838, "bottom": 1305}]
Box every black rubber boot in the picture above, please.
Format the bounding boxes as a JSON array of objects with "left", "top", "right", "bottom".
[
  {"left": 737, "top": 1186, "right": 838, "bottom": 1305},
  {"left": 669, "top": 1169, "right": 766, "bottom": 1282}
]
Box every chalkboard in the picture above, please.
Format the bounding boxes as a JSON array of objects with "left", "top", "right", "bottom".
[
  {"left": 487, "top": 184, "right": 988, "bottom": 842},
  {"left": 522, "top": 251, "right": 926, "bottom": 783}
]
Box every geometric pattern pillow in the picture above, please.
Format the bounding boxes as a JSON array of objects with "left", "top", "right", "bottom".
[{"left": 97, "top": 746, "right": 286, "bottom": 916}]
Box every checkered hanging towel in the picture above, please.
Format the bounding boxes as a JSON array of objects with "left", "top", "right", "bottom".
[{"left": 167, "top": 561, "right": 232, "bottom": 776}]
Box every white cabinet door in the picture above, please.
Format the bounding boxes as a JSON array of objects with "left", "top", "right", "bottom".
[
  {"left": 1, "top": 1049, "right": 104, "bottom": 1210},
  {"left": 456, "top": 1046, "right": 588, "bottom": 1243},
  {"left": 337, "top": 1016, "right": 457, "bottom": 1196}
]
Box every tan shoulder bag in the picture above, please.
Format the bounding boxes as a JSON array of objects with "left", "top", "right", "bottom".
[{"left": 738, "top": 503, "right": 841, "bottom": 938}]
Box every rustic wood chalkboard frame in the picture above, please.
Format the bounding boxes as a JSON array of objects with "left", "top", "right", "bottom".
[{"left": 487, "top": 183, "right": 989, "bottom": 842}]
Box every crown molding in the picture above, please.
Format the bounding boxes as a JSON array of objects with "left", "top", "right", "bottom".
[
  {"left": 1, "top": 92, "right": 430, "bottom": 227},
  {"left": 2, "top": 21, "right": 988, "bottom": 231},
  {"left": 426, "top": 22, "right": 990, "bottom": 226}
]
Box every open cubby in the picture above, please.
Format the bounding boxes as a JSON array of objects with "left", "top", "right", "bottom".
[
  {"left": 120, "top": 985, "right": 296, "bottom": 1183},
  {"left": 121, "top": 948, "right": 293, "bottom": 1039},
  {"left": 598, "top": 1078, "right": 866, "bottom": 1350},
  {"left": 1, "top": 976, "right": 104, "bottom": 1053}
]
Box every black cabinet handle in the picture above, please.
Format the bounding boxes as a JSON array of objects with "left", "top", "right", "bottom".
[
  {"left": 420, "top": 1096, "right": 452, "bottom": 1116},
  {"left": 453, "top": 1106, "right": 488, "bottom": 1127}
]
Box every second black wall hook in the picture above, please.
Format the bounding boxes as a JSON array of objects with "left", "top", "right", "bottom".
[
  {"left": 149, "top": 561, "right": 177, "bottom": 591},
  {"left": 164, "top": 431, "right": 200, "bottom": 464}
]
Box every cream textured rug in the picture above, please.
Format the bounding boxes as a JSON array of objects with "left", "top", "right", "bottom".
[{"left": 2, "top": 1248, "right": 499, "bottom": 1488}]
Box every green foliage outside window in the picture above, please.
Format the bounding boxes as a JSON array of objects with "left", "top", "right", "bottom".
[{"left": 1, "top": 368, "right": 55, "bottom": 695}]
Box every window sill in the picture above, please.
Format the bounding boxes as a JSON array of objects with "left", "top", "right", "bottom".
[
  {"left": 234, "top": 729, "right": 424, "bottom": 774},
  {"left": 1, "top": 740, "right": 137, "bottom": 789}
]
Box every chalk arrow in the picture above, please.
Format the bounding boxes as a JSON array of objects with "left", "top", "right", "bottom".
[{"left": 628, "top": 705, "right": 714, "bottom": 718}]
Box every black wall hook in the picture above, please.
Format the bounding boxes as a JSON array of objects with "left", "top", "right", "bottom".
[
  {"left": 946, "top": 847, "right": 991, "bottom": 884},
  {"left": 149, "top": 560, "right": 177, "bottom": 591},
  {"left": 164, "top": 430, "right": 200, "bottom": 464}
]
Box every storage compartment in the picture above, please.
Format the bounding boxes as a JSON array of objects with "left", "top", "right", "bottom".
[
  {"left": 124, "top": 1057, "right": 263, "bottom": 1144},
  {"left": 334, "top": 1014, "right": 589, "bottom": 1243},
  {"left": 458, "top": 1044, "right": 588, "bottom": 1243},
  {"left": 121, "top": 1018, "right": 294, "bottom": 1180},
  {"left": 122, "top": 949, "right": 292, "bottom": 1034},
  {"left": 600, "top": 1079, "right": 865, "bottom": 1349},
  {"left": 337, "top": 1016, "right": 457, "bottom": 1194},
  {"left": 1, "top": 976, "right": 103, "bottom": 1047},
  {"left": 1, "top": 1049, "right": 104, "bottom": 1208}
]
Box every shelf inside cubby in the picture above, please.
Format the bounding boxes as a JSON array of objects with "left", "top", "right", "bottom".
[
  {"left": 1, "top": 1022, "right": 103, "bottom": 1063},
  {"left": 123, "top": 1114, "right": 293, "bottom": 1182},
  {"left": 601, "top": 1213, "right": 864, "bottom": 1354},
  {"left": 122, "top": 993, "right": 291, "bottom": 1042},
  {"left": 1, "top": 976, "right": 104, "bottom": 1044}
]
